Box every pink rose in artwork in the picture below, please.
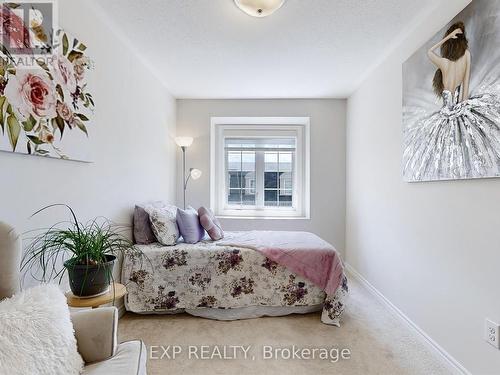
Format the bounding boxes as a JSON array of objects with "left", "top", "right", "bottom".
[
  {"left": 56, "top": 101, "right": 74, "bottom": 124},
  {"left": 73, "top": 56, "right": 89, "bottom": 82},
  {"left": 39, "top": 128, "right": 54, "bottom": 144},
  {"left": 52, "top": 55, "right": 77, "bottom": 94},
  {"left": 4, "top": 69, "right": 57, "bottom": 119}
]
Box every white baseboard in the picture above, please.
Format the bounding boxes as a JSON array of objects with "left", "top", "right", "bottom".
[{"left": 345, "top": 263, "right": 471, "bottom": 375}]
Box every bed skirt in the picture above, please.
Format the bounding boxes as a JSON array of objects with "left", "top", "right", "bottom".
[{"left": 129, "top": 304, "right": 323, "bottom": 320}]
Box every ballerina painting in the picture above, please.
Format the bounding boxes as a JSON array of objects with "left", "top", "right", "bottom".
[{"left": 403, "top": 0, "right": 500, "bottom": 182}]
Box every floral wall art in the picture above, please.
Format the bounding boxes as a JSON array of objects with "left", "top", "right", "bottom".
[{"left": 0, "top": 4, "right": 94, "bottom": 162}]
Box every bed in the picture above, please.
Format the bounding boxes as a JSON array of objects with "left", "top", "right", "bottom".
[{"left": 122, "top": 231, "right": 348, "bottom": 326}]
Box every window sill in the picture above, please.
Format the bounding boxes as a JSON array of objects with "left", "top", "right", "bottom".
[{"left": 216, "top": 215, "right": 310, "bottom": 221}]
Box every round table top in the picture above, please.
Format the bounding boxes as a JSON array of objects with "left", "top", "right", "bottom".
[{"left": 66, "top": 283, "right": 127, "bottom": 308}]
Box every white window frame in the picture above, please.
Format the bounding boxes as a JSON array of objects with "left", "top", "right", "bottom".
[{"left": 210, "top": 117, "right": 310, "bottom": 219}]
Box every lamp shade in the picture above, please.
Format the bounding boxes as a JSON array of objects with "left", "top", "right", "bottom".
[
  {"left": 175, "top": 137, "right": 194, "bottom": 148},
  {"left": 234, "top": 0, "right": 285, "bottom": 17},
  {"left": 190, "top": 168, "right": 202, "bottom": 180}
]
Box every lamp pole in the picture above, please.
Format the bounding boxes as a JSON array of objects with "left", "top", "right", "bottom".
[{"left": 181, "top": 146, "right": 187, "bottom": 209}]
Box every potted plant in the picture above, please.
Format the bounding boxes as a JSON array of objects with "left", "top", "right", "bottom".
[{"left": 21, "top": 204, "right": 140, "bottom": 297}]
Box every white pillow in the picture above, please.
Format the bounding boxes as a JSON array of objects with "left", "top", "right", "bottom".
[
  {"left": 0, "top": 284, "right": 84, "bottom": 375},
  {"left": 145, "top": 204, "right": 179, "bottom": 245}
]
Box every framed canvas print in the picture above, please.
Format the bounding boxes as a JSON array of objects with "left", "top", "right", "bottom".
[
  {"left": 0, "top": 1, "right": 94, "bottom": 162},
  {"left": 403, "top": 0, "right": 500, "bottom": 182}
]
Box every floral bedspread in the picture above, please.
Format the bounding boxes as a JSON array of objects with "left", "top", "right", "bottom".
[{"left": 122, "top": 238, "right": 348, "bottom": 326}]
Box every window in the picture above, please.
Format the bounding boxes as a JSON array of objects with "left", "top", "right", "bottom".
[
  {"left": 211, "top": 117, "right": 310, "bottom": 219},
  {"left": 226, "top": 138, "right": 295, "bottom": 208}
]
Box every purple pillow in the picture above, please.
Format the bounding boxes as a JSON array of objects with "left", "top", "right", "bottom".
[
  {"left": 198, "top": 207, "right": 224, "bottom": 241},
  {"left": 176, "top": 207, "right": 205, "bottom": 244},
  {"left": 133, "top": 205, "right": 156, "bottom": 244}
]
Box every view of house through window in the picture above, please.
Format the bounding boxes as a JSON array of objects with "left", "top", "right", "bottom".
[
  {"left": 264, "top": 151, "right": 293, "bottom": 207},
  {"left": 227, "top": 151, "right": 256, "bottom": 206},
  {"left": 225, "top": 138, "right": 295, "bottom": 209}
]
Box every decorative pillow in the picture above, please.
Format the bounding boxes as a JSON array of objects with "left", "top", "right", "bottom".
[
  {"left": 133, "top": 205, "right": 156, "bottom": 244},
  {"left": 133, "top": 201, "right": 167, "bottom": 244},
  {"left": 177, "top": 207, "right": 205, "bottom": 244},
  {"left": 145, "top": 205, "right": 179, "bottom": 246},
  {"left": 0, "top": 284, "right": 84, "bottom": 375},
  {"left": 198, "top": 206, "right": 224, "bottom": 241}
]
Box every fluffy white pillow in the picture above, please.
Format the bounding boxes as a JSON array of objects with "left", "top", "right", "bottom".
[
  {"left": 145, "top": 204, "right": 179, "bottom": 245},
  {"left": 0, "top": 284, "right": 84, "bottom": 375}
]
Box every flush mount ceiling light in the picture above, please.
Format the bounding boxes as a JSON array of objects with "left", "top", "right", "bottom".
[{"left": 234, "top": 0, "right": 285, "bottom": 17}]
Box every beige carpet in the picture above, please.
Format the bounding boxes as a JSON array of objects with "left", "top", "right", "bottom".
[{"left": 119, "top": 275, "right": 454, "bottom": 375}]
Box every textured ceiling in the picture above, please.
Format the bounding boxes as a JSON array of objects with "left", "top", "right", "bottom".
[{"left": 91, "top": 0, "right": 438, "bottom": 98}]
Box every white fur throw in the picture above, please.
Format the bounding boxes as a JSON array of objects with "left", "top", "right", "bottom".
[{"left": 0, "top": 284, "right": 84, "bottom": 375}]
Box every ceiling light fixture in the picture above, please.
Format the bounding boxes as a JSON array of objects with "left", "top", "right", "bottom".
[{"left": 234, "top": 0, "right": 285, "bottom": 18}]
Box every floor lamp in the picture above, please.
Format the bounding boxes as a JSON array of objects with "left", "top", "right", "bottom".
[{"left": 175, "top": 137, "right": 202, "bottom": 209}]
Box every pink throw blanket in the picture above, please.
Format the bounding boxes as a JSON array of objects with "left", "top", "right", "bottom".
[{"left": 218, "top": 231, "right": 344, "bottom": 295}]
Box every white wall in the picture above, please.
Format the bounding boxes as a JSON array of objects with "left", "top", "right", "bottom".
[
  {"left": 176, "top": 99, "right": 346, "bottom": 255},
  {"left": 346, "top": 0, "right": 500, "bottom": 373},
  {"left": 0, "top": 0, "right": 176, "bottom": 285}
]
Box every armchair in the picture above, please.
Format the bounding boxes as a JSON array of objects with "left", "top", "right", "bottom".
[
  {"left": 0, "top": 221, "right": 147, "bottom": 375},
  {"left": 73, "top": 307, "right": 146, "bottom": 375}
]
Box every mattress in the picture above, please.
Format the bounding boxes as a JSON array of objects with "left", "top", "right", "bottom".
[{"left": 122, "top": 235, "right": 347, "bottom": 326}]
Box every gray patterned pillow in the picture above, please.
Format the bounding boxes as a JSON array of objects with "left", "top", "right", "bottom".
[
  {"left": 145, "top": 205, "right": 179, "bottom": 246},
  {"left": 133, "top": 205, "right": 157, "bottom": 244}
]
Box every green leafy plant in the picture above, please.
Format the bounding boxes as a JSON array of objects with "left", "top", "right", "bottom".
[{"left": 21, "top": 204, "right": 142, "bottom": 289}]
